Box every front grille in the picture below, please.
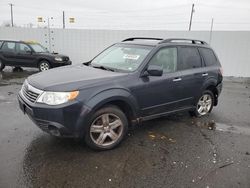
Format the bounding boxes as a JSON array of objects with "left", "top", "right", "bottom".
[{"left": 21, "top": 81, "right": 42, "bottom": 103}]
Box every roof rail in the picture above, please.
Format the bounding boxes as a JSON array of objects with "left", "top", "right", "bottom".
[
  {"left": 122, "top": 37, "right": 163, "bottom": 42},
  {"left": 159, "top": 38, "right": 207, "bottom": 45}
]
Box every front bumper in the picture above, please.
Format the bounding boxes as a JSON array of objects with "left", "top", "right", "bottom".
[
  {"left": 52, "top": 60, "right": 72, "bottom": 68},
  {"left": 18, "top": 92, "right": 90, "bottom": 137}
]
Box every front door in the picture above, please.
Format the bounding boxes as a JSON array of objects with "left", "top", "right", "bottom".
[{"left": 133, "top": 47, "right": 185, "bottom": 117}]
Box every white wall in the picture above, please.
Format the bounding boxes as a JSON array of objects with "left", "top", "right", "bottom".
[{"left": 0, "top": 27, "right": 250, "bottom": 77}]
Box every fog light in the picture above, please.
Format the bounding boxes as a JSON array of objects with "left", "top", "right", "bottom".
[{"left": 48, "top": 125, "right": 60, "bottom": 136}]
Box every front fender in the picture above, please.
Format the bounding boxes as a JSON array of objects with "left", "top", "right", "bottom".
[
  {"left": 74, "top": 88, "right": 140, "bottom": 136},
  {"left": 86, "top": 88, "right": 140, "bottom": 117}
]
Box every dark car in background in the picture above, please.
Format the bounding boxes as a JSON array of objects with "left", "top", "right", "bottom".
[
  {"left": 18, "top": 38, "right": 223, "bottom": 150},
  {"left": 0, "top": 40, "right": 71, "bottom": 71}
]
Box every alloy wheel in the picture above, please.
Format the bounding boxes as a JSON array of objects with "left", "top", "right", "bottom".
[
  {"left": 197, "top": 94, "right": 212, "bottom": 116},
  {"left": 40, "top": 62, "right": 50, "bottom": 71},
  {"left": 90, "top": 113, "right": 124, "bottom": 147}
]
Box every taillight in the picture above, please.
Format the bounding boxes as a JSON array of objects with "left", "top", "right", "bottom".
[{"left": 219, "top": 67, "right": 223, "bottom": 75}]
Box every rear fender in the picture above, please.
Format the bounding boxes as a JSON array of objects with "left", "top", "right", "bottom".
[{"left": 200, "top": 77, "right": 219, "bottom": 105}]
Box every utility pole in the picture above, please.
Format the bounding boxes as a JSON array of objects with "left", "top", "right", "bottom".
[
  {"left": 188, "top": 3, "right": 194, "bottom": 31},
  {"left": 9, "top": 3, "right": 14, "bottom": 27},
  {"left": 63, "top": 11, "right": 65, "bottom": 29},
  {"left": 47, "top": 17, "right": 51, "bottom": 52},
  {"left": 209, "top": 18, "right": 214, "bottom": 44}
]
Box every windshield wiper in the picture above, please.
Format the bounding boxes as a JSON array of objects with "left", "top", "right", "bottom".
[{"left": 92, "top": 65, "right": 115, "bottom": 72}]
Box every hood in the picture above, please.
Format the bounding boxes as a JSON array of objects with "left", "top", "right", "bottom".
[
  {"left": 27, "top": 64, "right": 127, "bottom": 91},
  {"left": 36, "top": 52, "right": 68, "bottom": 58}
]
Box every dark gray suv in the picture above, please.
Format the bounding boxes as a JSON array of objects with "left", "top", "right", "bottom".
[{"left": 18, "top": 38, "right": 223, "bottom": 150}]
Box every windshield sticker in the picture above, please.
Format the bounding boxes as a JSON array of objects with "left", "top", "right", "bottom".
[{"left": 123, "top": 54, "right": 140, "bottom": 60}]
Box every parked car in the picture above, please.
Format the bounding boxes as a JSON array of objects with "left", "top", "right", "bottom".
[
  {"left": 18, "top": 37, "right": 223, "bottom": 150},
  {"left": 0, "top": 40, "right": 71, "bottom": 71}
]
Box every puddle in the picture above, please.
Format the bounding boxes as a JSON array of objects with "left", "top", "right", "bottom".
[
  {"left": 0, "top": 69, "right": 37, "bottom": 81},
  {"left": 215, "top": 122, "right": 250, "bottom": 136},
  {"left": 193, "top": 120, "right": 250, "bottom": 136},
  {"left": 0, "top": 68, "right": 38, "bottom": 86}
]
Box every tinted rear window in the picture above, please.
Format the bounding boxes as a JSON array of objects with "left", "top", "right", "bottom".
[
  {"left": 178, "top": 47, "right": 202, "bottom": 70},
  {"left": 199, "top": 48, "right": 217, "bottom": 66}
]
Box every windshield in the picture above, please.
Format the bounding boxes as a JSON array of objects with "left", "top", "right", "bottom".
[
  {"left": 91, "top": 44, "right": 153, "bottom": 72},
  {"left": 29, "top": 43, "right": 49, "bottom": 53}
]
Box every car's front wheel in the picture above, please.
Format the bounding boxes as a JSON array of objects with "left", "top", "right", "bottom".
[
  {"left": 39, "top": 60, "right": 50, "bottom": 71},
  {"left": 0, "top": 59, "right": 5, "bottom": 71},
  {"left": 85, "top": 105, "right": 128, "bottom": 150},
  {"left": 190, "top": 90, "right": 214, "bottom": 117}
]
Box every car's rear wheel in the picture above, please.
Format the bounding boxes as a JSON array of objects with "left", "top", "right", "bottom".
[
  {"left": 190, "top": 90, "right": 214, "bottom": 117},
  {"left": 39, "top": 60, "right": 50, "bottom": 71},
  {"left": 0, "top": 59, "right": 5, "bottom": 71},
  {"left": 85, "top": 105, "right": 128, "bottom": 150}
]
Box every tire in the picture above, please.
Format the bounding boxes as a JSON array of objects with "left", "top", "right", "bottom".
[
  {"left": 13, "top": 67, "right": 23, "bottom": 72},
  {"left": 39, "top": 60, "right": 50, "bottom": 71},
  {"left": 84, "top": 105, "right": 128, "bottom": 150},
  {"left": 0, "top": 59, "right": 5, "bottom": 71},
  {"left": 189, "top": 90, "right": 214, "bottom": 117}
]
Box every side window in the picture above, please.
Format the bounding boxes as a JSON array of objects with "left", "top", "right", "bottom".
[
  {"left": 178, "top": 47, "right": 201, "bottom": 70},
  {"left": 0, "top": 41, "right": 3, "bottom": 49},
  {"left": 149, "top": 47, "right": 177, "bottom": 73},
  {"left": 1, "top": 42, "right": 16, "bottom": 52},
  {"left": 199, "top": 48, "right": 217, "bottom": 66},
  {"left": 17, "top": 43, "right": 31, "bottom": 54}
]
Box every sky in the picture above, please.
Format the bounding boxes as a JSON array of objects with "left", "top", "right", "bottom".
[{"left": 0, "top": 0, "right": 250, "bottom": 30}]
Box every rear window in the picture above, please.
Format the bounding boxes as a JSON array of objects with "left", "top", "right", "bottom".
[
  {"left": 177, "top": 47, "right": 202, "bottom": 70},
  {"left": 199, "top": 48, "right": 217, "bottom": 66},
  {"left": 1, "top": 42, "right": 16, "bottom": 52}
]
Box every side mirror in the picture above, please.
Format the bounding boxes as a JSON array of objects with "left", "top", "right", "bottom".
[
  {"left": 143, "top": 65, "right": 163, "bottom": 77},
  {"left": 26, "top": 50, "right": 32, "bottom": 54},
  {"left": 83, "top": 61, "right": 91, "bottom": 66}
]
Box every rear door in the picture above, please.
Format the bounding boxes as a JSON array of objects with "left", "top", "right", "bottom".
[
  {"left": 198, "top": 47, "right": 222, "bottom": 82},
  {"left": 0, "top": 41, "right": 17, "bottom": 66},
  {"left": 176, "top": 46, "right": 207, "bottom": 107},
  {"left": 15, "top": 43, "right": 36, "bottom": 67}
]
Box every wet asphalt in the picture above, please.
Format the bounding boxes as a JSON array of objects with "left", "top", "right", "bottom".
[{"left": 0, "top": 68, "right": 250, "bottom": 188}]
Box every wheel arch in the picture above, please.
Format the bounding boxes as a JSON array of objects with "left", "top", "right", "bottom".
[
  {"left": 85, "top": 88, "right": 140, "bottom": 124},
  {"left": 202, "top": 78, "right": 219, "bottom": 106},
  {"left": 205, "top": 85, "right": 218, "bottom": 106},
  {"left": 37, "top": 58, "right": 51, "bottom": 67}
]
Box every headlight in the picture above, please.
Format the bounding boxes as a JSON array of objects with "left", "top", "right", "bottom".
[
  {"left": 37, "top": 91, "right": 79, "bottom": 105},
  {"left": 55, "top": 57, "right": 63, "bottom": 61}
]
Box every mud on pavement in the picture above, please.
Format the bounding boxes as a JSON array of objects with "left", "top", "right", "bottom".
[{"left": 0, "top": 69, "right": 250, "bottom": 188}]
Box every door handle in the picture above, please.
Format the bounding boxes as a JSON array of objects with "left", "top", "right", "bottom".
[
  {"left": 173, "top": 78, "right": 182, "bottom": 82},
  {"left": 202, "top": 73, "right": 208, "bottom": 77}
]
